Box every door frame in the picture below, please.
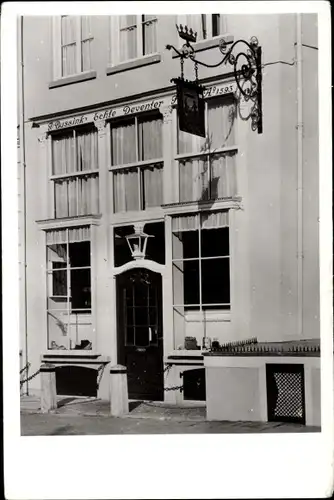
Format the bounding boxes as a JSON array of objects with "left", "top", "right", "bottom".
[{"left": 110, "top": 259, "right": 172, "bottom": 398}]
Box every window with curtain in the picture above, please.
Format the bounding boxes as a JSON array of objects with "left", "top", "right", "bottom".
[
  {"left": 172, "top": 212, "right": 230, "bottom": 311},
  {"left": 176, "top": 96, "right": 237, "bottom": 203},
  {"left": 46, "top": 226, "right": 93, "bottom": 351},
  {"left": 110, "top": 113, "right": 163, "bottom": 212},
  {"left": 118, "top": 15, "right": 158, "bottom": 63},
  {"left": 60, "top": 16, "right": 94, "bottom": 77},
  {"left": 51, "top": 126, "right": 99, "bottom": 218},
  {"left": 176, "top": 14, "right": 226, "bottom": 41}
]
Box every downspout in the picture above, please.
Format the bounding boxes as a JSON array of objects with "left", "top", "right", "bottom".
[
  {"left": 296, "top": 14, "right": 303, "bottom": 338},
  {"left": 18, "top": 16, "right": 29, "bottom": 394}
]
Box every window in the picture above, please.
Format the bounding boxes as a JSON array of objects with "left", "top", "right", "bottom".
[
  {"left": 110, "top": 113, "right": 163, "bottom": 212},
  {"left": 46, "top": 226, "right": 93, "bottom": 351},
  {"left": 110, "top": 15, "right": 158, "bottom": 65},
  {"left": 176, "top": 96, "right": 237, "bottom": 203},
  {"left": 60, "top": 16, "right": 94, "bottom": 77},
  {"left": 51, "top": 126, "right": 99, "bottom": 218},
  {"left": 172, "top": 212, "right": 230, "bottom": 311},
  {"left": 177, "top": 14, "right": 226, "bottom": 41}
]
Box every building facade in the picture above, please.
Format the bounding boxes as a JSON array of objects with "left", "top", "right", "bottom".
[{"left": 19, "top": 13, "right": 319, "bottom": 409}]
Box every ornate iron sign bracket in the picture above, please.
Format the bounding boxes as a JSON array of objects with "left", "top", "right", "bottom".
[{"left": 166, "top": 25, "right": 263, "bottom": 134}]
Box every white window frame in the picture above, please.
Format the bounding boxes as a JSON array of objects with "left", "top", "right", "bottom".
[
  {"left": 172, "top": 213, "right": 231, "bottom": 312},
  {"left": 46, "top": 227, "right": 93, "bottom": 351},
  {"left": 109, "top": 114, "right": 164, "bottom": 213},
  {"left": 109, "top": 15, "right": 158, "bottom": 66},
  {"left": 52, "top": 16, "right": 94, "bottom": 80},
  {"left": 176, "top": 14, "right": 227, "bottom": 42},
  {"left": 175, "top": 95, "right": 238, "bottom": 204},
  {"left": 50, "top": 126, "right": 99, "bottom": 219}
]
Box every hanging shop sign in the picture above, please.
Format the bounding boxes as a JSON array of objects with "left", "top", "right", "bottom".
[
  {"left": 172, "top": 78, "right": 205, "bottom": 137},
  {"left": 46, "top": 82, "right": 237, "bottom": 132}
]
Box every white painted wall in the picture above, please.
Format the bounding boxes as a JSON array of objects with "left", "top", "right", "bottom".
[{"left": 20, "top": 14, "right": 320, "bottom": 400}]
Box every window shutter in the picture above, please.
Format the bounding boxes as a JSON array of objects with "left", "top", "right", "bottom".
[
  {"left": 110, "top": 15, "right": 120, "bottom": 66},
  {"left": 52, "top": 17, "right": 61, "bottom": 79}
]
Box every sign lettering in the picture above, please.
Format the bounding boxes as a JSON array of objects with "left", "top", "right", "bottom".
[{"left": 46, "top": 83, "right": 236, "bottom": 132}]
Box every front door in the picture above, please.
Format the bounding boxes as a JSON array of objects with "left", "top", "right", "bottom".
[{"left": 117, "top": 268, "right": 163, "bottom": 401}]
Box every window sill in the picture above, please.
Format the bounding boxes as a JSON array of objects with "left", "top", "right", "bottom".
[
  {"left": 106, "top": 53, "right": 161, "bottom": 76},
  {"left": 41, "top": 353, "right": 110, "bottom": 363},
  {"left": 172, "top": 34, "right": 234, "bottom": 58},
  {"left": 49, "top": 70, "right": 97, "bottom": 89},
  {"left": 185, "top": 310, "right": 231, "bottom": 322}
]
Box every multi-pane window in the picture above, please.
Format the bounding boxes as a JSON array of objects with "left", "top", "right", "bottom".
[
  {"left": 51, "top": 126, "right": 99, "bottom": 218},
  {"left": 176, "top": 96, "right": 237, "bottom": 203},
  {"left": 177, "top": 14, "right": 226, "bottom": 41},
  {"left": 172, "top": 212, "right": 230, "bottom": 311},
  {"left": 118, "top": 15, "right": 158, "bottom": 63},
  {"left": 60, "top": 16, "right": 94, "bottom": 77},
  {"left": 110, "top": 113, "right": 163, "bottom": 212},
  {"left": 46, "top": 226, "right": 93, "bottom": 351}
]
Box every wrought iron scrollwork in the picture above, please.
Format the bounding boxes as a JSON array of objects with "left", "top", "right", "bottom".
[
  {"left": 218, "top": 36, "right": 262, "bottom": 133},
  {"left": 166, "top": 31, "right": 263, "bottom": 134}
]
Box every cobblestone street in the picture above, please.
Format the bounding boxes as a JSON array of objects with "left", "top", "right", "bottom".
[{"left": 20, "top": 396, "right": 320, "bottom": 435}]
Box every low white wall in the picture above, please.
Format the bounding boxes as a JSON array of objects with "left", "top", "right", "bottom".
[
  {"left": 204, "top": 356, "right": 321, "bottom": 426},
  {"left": 206, "top": 366, "right": 262, "bottom": 421}
]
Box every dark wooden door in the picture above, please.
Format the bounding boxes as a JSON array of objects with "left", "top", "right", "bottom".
[{"left": 117, "top": 269, "right": 163, "bottom": 401}]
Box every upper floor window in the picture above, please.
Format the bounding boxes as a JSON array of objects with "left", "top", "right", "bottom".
[
  {"left": 176, "top": 96, "right": 237, "bottom": 203},
  {"left": 51, "top": 126, "right": 99, "bottom": 218},
  {"left": 52, "top": 16, "right": 94, "bottom": 79},
  {"left": 110, "top": 15, "right": 158, "bottom": 65},
  {"left": 110, "top": 113, "right": 163, "bottom": 213},
  {"left": 177, "top": 14, "right": 226, "bottom": 41}
]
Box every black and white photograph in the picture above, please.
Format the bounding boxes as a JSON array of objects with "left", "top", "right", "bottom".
[{"left": 2, "top": 1, "right": 333, "bottom": 499}]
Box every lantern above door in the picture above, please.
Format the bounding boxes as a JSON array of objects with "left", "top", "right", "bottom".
[{"left": 125, "top": 223, "right": 154, "bottom": 260}]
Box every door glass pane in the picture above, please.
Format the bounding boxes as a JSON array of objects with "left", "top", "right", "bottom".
[
  {"left": 126, "top": 326, "right": 135, "bottom": 345},
  {"left": 148, "top": 307, "right": 157, "bottom": 325},
  {"left": 134, "top": 307, "right": 148, "bottom": 326},
  {"left": 135, "top": 327, "right": 149, "bottom": 347},
  {"left": 134, "top": 284, "right": 148, "bottom": 306}
]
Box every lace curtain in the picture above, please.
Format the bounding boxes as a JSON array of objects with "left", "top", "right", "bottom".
[
  {"left": 178, "top": 98, "right": 236, "bottom": 202},
  {"left": 171, "top": 211, "right": 229, "bottom": 232},
  {"left": 52, "top": 129, "right": 99, "bottom": 218},
  {"left": 112, "top": 115, "right": 163, "bottom": 212},
  {"left": 61, "top": 16, "right": 77, "bottom": 76}
]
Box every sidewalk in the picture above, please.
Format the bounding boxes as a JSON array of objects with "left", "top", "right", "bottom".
[{"left": 20, "top": 395, "right": 321, "bottom": 434}]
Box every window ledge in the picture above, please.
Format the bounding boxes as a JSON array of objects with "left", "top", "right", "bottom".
[
  {"left": 172, "top": 34, "right": 234, "bottom": 58},
  {"left": 106, "top": 53, "right": 161, "bottom": 76},
  {"left": 49, "top": 70, "right": 97, "bottom": 89},
  {"left": 162, "top": 197, "right": 242, "bottom": 215},
  {"left": 36, "top": 214, "right": 102, "bottom": 230},
  {"left": 185, "top": 310, "right": 231, "bottom": 322},
  {"left": 41, "top": 353, "right": 110, "bottom": 364}
]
